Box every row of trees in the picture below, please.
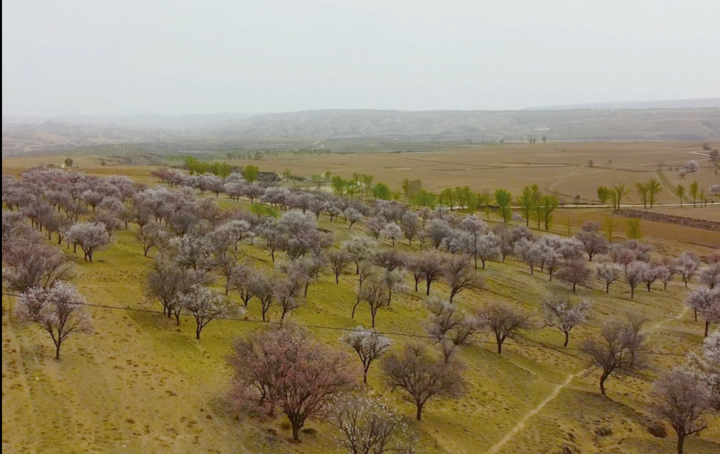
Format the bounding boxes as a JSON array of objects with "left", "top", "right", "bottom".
[{"left": 599, "top": 178, "right": 716, "bottom": 209}]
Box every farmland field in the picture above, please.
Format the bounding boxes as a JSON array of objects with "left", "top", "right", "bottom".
[
  {"left": 4, "top": 141, "right": 720, "bottom": 205},
  {"left": 2, "top": 147, "right": 720, "bottom": 454}
]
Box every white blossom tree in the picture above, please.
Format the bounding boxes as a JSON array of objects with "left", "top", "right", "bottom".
[
  {"left": 597, "top": 262, "right": 623, "bottom": 293},
  {"left": 380, "top": 223, "right": 403, "bottom": 247},
  {"left": 650, "top": 369, "right": 711, "bottom": 454},
  {"left": 175, "top": 284, "right": 239, "bottom": 339},
  {"left": 540, "top": 293, "right": 593, "bottom": 347},
  {"left": 685, "top": 288, "right": 720, "bottom": 337},
  {"left": 66, "top": 222, "right": 110, "bottom": 262},
  {"left": 343, "top": 327, "right": 392, "bottom": 383},
  {"left": 331, "top": 395, "right": 414, "bottom": 454},
  {"left": 15, "top": 282, "right": 93, "bottom": 359}
]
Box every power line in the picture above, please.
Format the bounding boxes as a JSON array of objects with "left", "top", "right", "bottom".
[{"left": 1, "top": 291, "right": 688, "bottom": 357}]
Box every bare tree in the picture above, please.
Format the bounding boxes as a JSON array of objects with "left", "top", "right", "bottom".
[
  {"left": 2, "top": 240, "right": 73, "bottom": 293},
  {"left": 596, "top": 262, "right": 623, "bottom": 293},
  {"left": 556, "top": 260, "right": 592, "bottom": 293},
  {"left": 575, "top": 230, "right": 608, "bottom": 262},
  {"left": 373, "top": 250, "right": 405, "bottom": 272},
  {"left": 382, "top": 344, "right": 466, "bottom": 421},
  {"left": 228, "top": 263, "right": 260, "bottom": 306},
  {"left": 401, "top": 211, "right": 421, "bottom": 245},
  {"left": 328, "top": 250, "right": 352, "bottom": 284},
  {"left": 147, "top": 255, "right": 191, "bottom": 321},
  {"left": 15, "top": 282, "right": 93, "bottom": 360},
  {"left": 624, "top": 261, "right": 647, "bottom": 298},
  {"left": 650, "top": 369, "right": 711, "bottom": 454},
  {"left": 581, "top": 317, "right": 648, "bottom": 395},
  {"left": 540, "top": 294, "right": 593, "bottom": 347},
  {"left": 343, "top": 327, "right": 392, "bottom": 383},
  {"left": 443, "top": 255, "right": 485, "bottom": 302},
  {"left": 275, "top": 274, "right": 305, "bottom": 321},
  {"left": 357, "top": 276, "right": 390, "bottom": 328},
  {"left": 351, "top": 264, "right": 375, "bottom": 318},
  {"left": 229, "top": 324, "right": 356, "bottom": 441},
  {"left": 135, "top": 222, "right": 171, "bottom": 257},
  {"left": 417, "top": 250, "right": 445, "bottom": 296},
  {"left": 251, "top": 273, "right": 276, "bottom": 322},
  {"left": 481, "top": 302, "right": 533, "bottom": 354},
  {"left": 426, "top": 297, "right": 485, "bottom": 362}
]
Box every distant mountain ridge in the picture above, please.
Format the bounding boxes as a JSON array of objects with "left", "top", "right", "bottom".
[
  {"left": 1, "top": 113, "right": 258, "bottom": 130},
  {"left": 526, "top": 98, "right": 720, "bottom": 110},
  {"left": 3, "top": 102, "right": 720, "bottom": 156},
  {"left": 205, "top": 108, "right": 720, "bottom": 142}
]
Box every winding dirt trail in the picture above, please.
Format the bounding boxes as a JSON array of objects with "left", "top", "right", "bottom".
[
  {"left": 485, "top": 372, "right": 580, "bottom": 454},
  {"left": 485, "top": 304, "right": 689, "bottom": 454}
]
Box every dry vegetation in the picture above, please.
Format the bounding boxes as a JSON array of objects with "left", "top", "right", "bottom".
[{"left": 2, "top": 145, "right": 720, "bottom": 454}]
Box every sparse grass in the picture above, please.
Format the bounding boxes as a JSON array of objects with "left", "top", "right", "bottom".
[{"left": 3, "top": 156, "right": 720, "bottom": 454}]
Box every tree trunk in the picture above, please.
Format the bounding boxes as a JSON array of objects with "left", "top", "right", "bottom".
[
  {"left": 677, "top": 433, "right": 685, "bottom": 454},
  {"left": 291, "top": 422, "right": 301, "bottom": 441},
  {"left": 426, "top": 281, "right": 431, "bottom": 295},
  {"left": 304, "top": 283, "right": 309, "bottom": 297},
  {"left": 416, "top": 403, "right": 423, "bottom": 421},
  {"left": 497, "top": 341, "right": 502, "bottom": 354},
  {"left": 55, "top": 342, "right": 62, "bottom": 360},
  {"left": 564, "top": 331, "right": 569, "bottom": 348},
  {"left": 600, "top": 373, "right": 609, "bottom": 396},
  {"left": 705, "top": 321, "right": 710, "bottom": 338},
  {"left": 572, "top": 283, "right": 576, "bottom": 292},
  {"left": 196, "top": 326, "right": 201, "bottom": 340}
]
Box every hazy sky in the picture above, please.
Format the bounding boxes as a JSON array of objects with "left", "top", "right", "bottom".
[{"left": 3, "top": 0, "right": 719, "bottom": 116}]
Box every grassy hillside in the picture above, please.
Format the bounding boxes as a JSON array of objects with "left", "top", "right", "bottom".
[{"left": 2, "top": 170, "right": 720, "bottom": 454}]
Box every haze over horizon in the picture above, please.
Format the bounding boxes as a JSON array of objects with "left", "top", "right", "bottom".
[{"left": 3, "top": 0, "right": 720, "bottom": 117}]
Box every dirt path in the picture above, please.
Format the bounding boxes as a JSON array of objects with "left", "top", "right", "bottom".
[
  {"left": 485, "top": 303, "right": 689, "bottom": 454},
  {"left": 485, "top": 372, "right": 580, "bottom": 454}
]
